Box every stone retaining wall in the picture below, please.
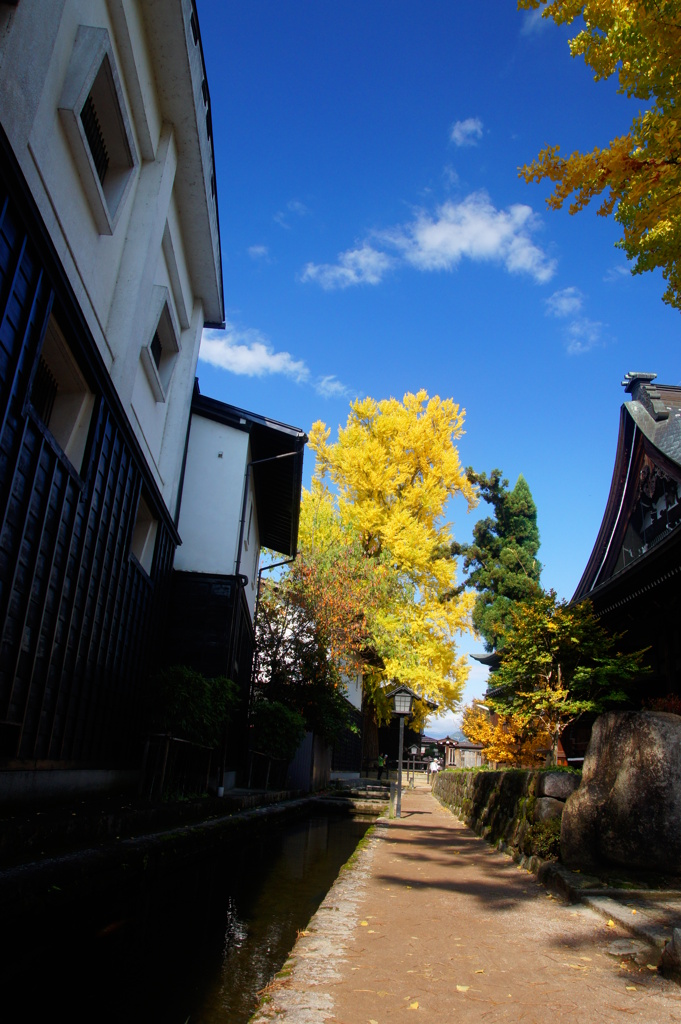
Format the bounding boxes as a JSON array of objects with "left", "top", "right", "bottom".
[{"left": 433, "top": 768, "right": 580, "bottom": 858}]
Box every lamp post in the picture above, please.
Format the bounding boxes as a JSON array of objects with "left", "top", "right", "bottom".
[{"left": 390, "top": 685, "right": 415, "bottom": 818}]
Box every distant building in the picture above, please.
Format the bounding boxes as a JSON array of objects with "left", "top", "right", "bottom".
[
  {"left": 439, "top": 736, "right": 485, "bottom": 769},
  {"left": 0, "top": 0, "right": 222, "bottom": 800}
]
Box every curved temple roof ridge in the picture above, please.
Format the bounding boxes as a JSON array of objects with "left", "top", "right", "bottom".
[{"left": 622, "top": 370, "right": 670, "bottom": 422}]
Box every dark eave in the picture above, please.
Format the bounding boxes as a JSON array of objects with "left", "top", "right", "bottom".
[
  {"left": 471, "top": 651, "right": 500, "bottom": 670},
  {"left": 192, "top": 385, "right": 307, "bottom": 558},
  {"left": 573, "top": 378, "right": 681, "bottom": 604}
]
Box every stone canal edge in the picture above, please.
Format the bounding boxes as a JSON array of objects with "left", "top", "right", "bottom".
[{"left": 248, "top": 815, "right": 389, "bottom": 1024}]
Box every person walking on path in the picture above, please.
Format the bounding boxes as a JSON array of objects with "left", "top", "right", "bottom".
[{"left": 252, "top": 784, "right": 681, "bottom": 1023}]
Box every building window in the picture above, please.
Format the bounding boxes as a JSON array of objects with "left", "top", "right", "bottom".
[
  {"left": 140, "top": 288, "right": 181, "bottom": 403},
  {"left": 59, "top": 25, "right": 138, "bottom": 235},
  {"left": 30, "top": 315, "right": 95, "bottom": 474},
  {"left": 130, "top": 494, "right": 158, "bottom": 575}
]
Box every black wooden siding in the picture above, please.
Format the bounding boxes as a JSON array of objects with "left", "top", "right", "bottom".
[{"left": 0, "top": 153, "right": 176, "bottom": 768}]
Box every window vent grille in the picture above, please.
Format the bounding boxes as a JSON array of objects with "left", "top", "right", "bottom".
[
  {"left": 32, "top": 356, "right": 58, "bottom": 428},
  {"left": 81, "top": 93, "right": 109, "bottom": 185}
]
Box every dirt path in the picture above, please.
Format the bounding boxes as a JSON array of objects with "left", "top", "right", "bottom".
[{"left": 252, "top": 786, "right": 681, "bottom": 1023}]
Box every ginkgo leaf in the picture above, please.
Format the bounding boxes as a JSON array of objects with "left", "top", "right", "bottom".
[
  {"left": 409, "top": 1002, "right": 419, "bottom": 1010},
  {"left": 456, "top": 985, "right": 469, "bottom": 992}
]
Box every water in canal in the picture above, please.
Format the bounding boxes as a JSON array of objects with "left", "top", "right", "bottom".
[{"left": 6, "top": 811, "right": 372, "bottom": 1024}]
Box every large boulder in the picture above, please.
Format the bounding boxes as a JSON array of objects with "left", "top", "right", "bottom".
[
  {"left": 534, "top": 796, "right": 564, "bottom": 822},
  {"left": 561, "top": 710, "right": 681, "bottom": 873},
  {"left": 539, "top": 772, "right": 581, "bottom": 800}
]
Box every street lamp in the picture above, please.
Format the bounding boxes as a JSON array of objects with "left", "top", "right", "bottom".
[{"left": 389, "top": 684, "right": 417, "bottom": 817}]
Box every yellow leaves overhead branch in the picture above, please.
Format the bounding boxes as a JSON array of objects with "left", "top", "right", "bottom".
[{"left": 518, "top": 0, "right": 681, "bottom": 309}]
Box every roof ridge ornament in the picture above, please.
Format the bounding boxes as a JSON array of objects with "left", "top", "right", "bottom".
[
  {"left": 621, "top": 371, "right": 669, "bottom": 421},
  {"left": 622, "top": 371, "right": 657, "bottom": 393}
]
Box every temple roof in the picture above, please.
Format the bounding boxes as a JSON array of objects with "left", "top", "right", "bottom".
[{"left": 573, "top": 373, "right": 681, "bottom": 603}]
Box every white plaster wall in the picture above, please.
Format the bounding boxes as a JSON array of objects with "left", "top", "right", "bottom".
[
  {"left": 176, "top": 416, "right": 258, "bottom": 581},
  {"left": 340, "top": 672, "right": 363, "bottom": 712},
  {"left": 0, "top": 0, "right": 220, "bottom": 511}
]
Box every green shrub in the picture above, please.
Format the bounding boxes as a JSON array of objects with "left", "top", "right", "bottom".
[
  {"left": 150, "top": 666, "right": 238, "bottom": 748},
  {"left": 522, "top": 817, "right": 562, "bottom": 860},
  {"left": 250, "top": 699, "right": 306, "bottom": 761}
]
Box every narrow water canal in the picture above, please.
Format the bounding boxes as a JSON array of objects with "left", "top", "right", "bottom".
[{"left": 7, "top": 811, "right": 372, "bottom": 1023}]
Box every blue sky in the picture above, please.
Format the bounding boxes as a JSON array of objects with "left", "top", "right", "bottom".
[{"left": 195, "top": 2, "right": 679, "bottom": 735}]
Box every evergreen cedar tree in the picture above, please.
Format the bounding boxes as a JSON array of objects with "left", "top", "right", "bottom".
[
  {"left": 518, "top": 0, "right": 681, "bottom": 310},
  {"left": 255, "top": 390, "right": 478, "bottom": 728},
  {"left": 450, "top": 469, "right": 542, "bottom": 652},
  {"left": 488, "top": 590, "right": 649, "bottom": 765}
]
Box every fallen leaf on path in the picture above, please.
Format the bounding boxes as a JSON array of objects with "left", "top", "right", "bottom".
[
  {"left": 360, "top": 921, "right": 368, "bottom": 927},
  {"left": 409, "top": 1002, "right": 419, "bottom": 1010},
  {"left": 474, "top": 970, "right": 484, "bottom": 974},
  {"left": 626, "top": 986, "right": 637, "bottom": 991},
  {"left": 647, "top": 964, "right": 658, "bottom": 971},
  {"left": 607, "top": 920, "right": 616, "bottom": 928},
  {"left": 369, "top": 1019, "right": 379, "bottom": 1023},
  {"left": 456, "top": 985, "right": 469, "bottom": 992}
]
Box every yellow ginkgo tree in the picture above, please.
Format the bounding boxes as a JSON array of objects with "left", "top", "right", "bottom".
[
  {"left": 302, "top": 390, "right": 477, "bottom": 715},
  {"left": 519, "top": 0, "right": 681, "bottom": 309}
]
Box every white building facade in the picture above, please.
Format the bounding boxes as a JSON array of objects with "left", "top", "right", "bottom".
[{"left": 0, "top": 0, "right": 223, "bottom": 798}]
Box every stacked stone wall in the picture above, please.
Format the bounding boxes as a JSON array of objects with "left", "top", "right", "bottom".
[{"left": 433, "top": 768, "right": 580, "bottom": 862}]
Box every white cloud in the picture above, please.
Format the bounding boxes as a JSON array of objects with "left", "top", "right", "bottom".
[
  {"left": 546, "top": 286, "right": 583, "bottom": 318},
  {"left": 301, "top": 192, "right": 555, "bottom": 290},
  {"left": 604, "top": 264, "right": 630, "bottom": 283},
  {"left": 450, "top": 117, "right": 483, "bottom": 147},
  {"left": 301, "top": 245, "right": 394, "bottom": 290},
  {"left": 315, "top": 374, "right": 352, "bottom": 399},
  {"left": 200, "top": 324, "right": 309, "bottom": 381},
  {"left": 443, "top": 165, "right": 461, "bottom": 189},
  {"left": 386, "top": 193, "right": 556, "bottom": 282},
  {"left": 248, "top": 244, "right": 270, "bottom": 261},
  {"left": 274, "top": 199, "right": 309, "bottom": 229},
  {"left": 521, "top": 9, "right": 549, "bottom": 35},
  {"left": 565, "top": 317, "right": 604, "bottom": 355}
]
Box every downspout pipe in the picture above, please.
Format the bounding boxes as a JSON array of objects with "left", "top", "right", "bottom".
[
  {"left": 222, "top": 449, "right": 300, "bottom": 794},
  {"left": 235, "top": 449, "right": 300, "bottom": 581},
  {"left": 250, "top": 555, "right": 297, "bottom": 705}
]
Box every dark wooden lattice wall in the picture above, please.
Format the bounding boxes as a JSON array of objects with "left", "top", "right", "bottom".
[{"left": 0, "top": 141, "right": 177, "bottom": 768}]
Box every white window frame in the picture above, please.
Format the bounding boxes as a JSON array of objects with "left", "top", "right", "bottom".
[
  {"left": 58, "top": 25, "right": 138, "bottom": 235},
  {"left": 140, "top": 286, "right": 181, "bottom": 403},
  {"left": 30, "top": 314, "right": 95, "bottom": 475},
  {"left": 130, "top": 494, "right": 158, "bottom": 575}
]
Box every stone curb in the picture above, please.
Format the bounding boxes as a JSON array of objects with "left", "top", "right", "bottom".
[
  {"left": 0, "top": 794, "right": 382, "bottom": 917},
  {"left": 247, "top": 815, "right": 389, "bottom": 1023},
  {"left": 497, "top": 845, "right": 680, "bottom": 955}
]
